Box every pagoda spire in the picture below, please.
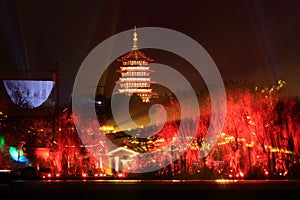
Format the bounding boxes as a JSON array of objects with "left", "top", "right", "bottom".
[{"left": 132, "top": 26, "right": 138, "bottom": 50}]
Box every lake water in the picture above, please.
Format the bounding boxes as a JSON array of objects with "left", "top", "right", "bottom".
[{"left": 1, "top": 179, "right": 299, "bottom": 200}]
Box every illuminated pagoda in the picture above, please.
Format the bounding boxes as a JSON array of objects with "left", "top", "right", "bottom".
[{"left": 116, "top": 26, "right": 154, "bottom": 103}]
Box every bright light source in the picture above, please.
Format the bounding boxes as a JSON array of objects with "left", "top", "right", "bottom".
[
  {"left": 240, "top": 172, "right": 244, "bottom": 177},
  {"left": 265, "top": 171, "right": 269, "bottom": 175}
]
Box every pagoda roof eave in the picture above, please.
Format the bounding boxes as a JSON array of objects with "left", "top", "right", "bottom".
[
  {"left": 116, "top": 69, "right": 154, "bottom": 72},
  {"left": 117, "top": 50, "right": 154, "bottom": 62}
]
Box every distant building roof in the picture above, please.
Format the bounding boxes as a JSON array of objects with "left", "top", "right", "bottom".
[{"left": 107, "top": 146, "right": 139, "bottom": 157}]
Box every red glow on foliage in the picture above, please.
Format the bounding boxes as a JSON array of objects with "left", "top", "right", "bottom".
[
  {"left": 35, "top": 148, "right": 50, "bottom": 161},
  {"left": 2, "top": 80, "right": 299, "bottom": 179}
]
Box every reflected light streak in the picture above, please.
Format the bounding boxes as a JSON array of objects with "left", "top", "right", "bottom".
[{"left": 215, "top": 179, "right": 238, "bottom": 184}]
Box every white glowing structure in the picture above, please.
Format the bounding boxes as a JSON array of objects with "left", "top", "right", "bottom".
[
  {"left": 3, "top": 80, "right": 55, "bottom": 109},
  {"left": 116, "top": 26, "right": 154, "bottom": 103}
]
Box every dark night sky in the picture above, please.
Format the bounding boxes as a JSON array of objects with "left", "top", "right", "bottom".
[{"left": 1, "top": 0, "right": 300, "bottom": 107}]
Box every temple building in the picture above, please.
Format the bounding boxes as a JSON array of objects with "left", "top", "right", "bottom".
[{"left": 116, "top": 27, "right": 154, "bottom": 103}]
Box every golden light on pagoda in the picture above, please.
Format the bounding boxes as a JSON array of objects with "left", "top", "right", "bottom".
[{"left": 116, "top": 26, "right": 154, "bottom": 103}]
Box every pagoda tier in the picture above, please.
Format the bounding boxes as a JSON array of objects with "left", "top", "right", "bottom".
[
  {"left": 116, "top": 27, "right": 154, "bottom": 103},
  {"left": 117, "top": 66, "right": 153, "bottom": 77}
]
